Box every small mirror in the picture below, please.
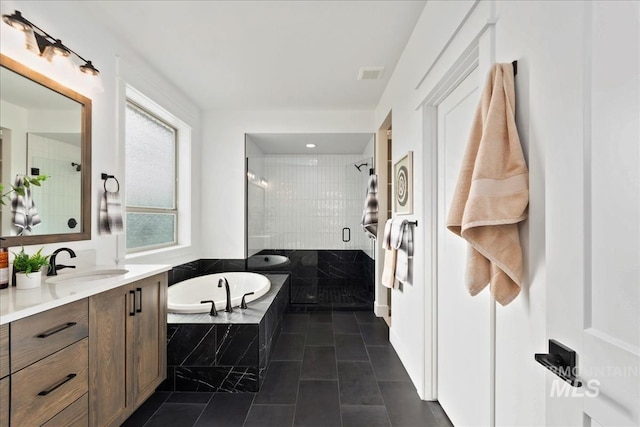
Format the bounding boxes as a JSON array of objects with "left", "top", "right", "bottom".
[{"left": 0, "top": 54, "right": 91, "bottom": 245}]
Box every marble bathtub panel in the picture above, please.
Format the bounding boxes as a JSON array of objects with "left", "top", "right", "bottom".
[
  {"left": 216, "top": 324, "right": 259, "bottom": 366},
  {"left": 259, "top": 320, "right": 267, "bottom": 385},
  {"left": 157, "top": 366, "right": 175, "bottom": 391},
  {"left": 168, "top": 324, "right": 215, "bottom": 366},
  {"left": 218, "top": 367, "right": 260, "bottom": 393},
  {"left": 175, "top": 367, "right": 258, "bottom": 393},
  {"left": 183, "top": 327, "right": 217, "bottom": 366}
]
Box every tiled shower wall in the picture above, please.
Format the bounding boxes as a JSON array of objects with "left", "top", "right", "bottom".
[
  {"left": 27, "top": 134, "right": 82, "bottom": 235},
  {"left": 262, "top": 154, "right": 373, "bottom": 253}
]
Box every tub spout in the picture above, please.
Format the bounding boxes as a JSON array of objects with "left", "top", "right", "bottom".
[{"left": 218, "top": 277, "right": 233, "bottom": 312}]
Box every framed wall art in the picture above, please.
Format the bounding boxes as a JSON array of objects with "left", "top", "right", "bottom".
[{"left": 394, "top": 151, "right": 413, "bottom": 215}]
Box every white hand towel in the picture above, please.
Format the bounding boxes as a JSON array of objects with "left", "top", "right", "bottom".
[
  {"left": 11, "top": 174, "right": 41, "bottom": 236},
  {"left": 99, "top": 191, "right": 123, "bottom": 235},
  {"left": 361, "top": 174, "right": 379, "bottom": 239},
  {"left": 395, "top": 220, "right": 413, "bottom": 284}
]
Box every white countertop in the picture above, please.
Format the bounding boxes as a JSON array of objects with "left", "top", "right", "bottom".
[{"left": 0, "top": 264, "right": 171, "bottom": 325}]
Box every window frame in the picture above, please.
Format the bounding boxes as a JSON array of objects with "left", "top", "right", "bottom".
[{"left": 124, "top": 99, "right": 179, "bottom": 253}]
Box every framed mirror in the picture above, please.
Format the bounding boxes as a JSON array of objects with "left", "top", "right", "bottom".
[{"left": 0, "top": 54, "right": 91, "bottom": 246}]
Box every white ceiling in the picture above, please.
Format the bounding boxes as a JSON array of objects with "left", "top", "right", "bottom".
[
  {"left": 82, "top": 1, "right": 426, "bottom": 110},
  {"left": 247, "top": 132, "right": 373, "bottom": 154}
]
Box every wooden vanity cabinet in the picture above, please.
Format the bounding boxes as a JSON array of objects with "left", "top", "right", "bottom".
[
  {"left": 4, "top": 299, "right": 89, "bottom": 426},
  {"left": 89, "top": 273, "right": 167, "bottom": 427},
  {"left": 1, "top": 324, "right": 9, "bottom": 427}
]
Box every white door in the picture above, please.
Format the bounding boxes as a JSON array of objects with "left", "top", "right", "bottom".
[
  {"left": 436, "top": 67, "right": 492, "bottom": 426},
  {"left": 546, "top": 2, "right": 640, "bottom": 425}
]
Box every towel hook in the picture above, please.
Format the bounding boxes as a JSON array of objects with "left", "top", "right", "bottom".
[{"left": 101, "top": 173, "right": 120, "bottom": 192}]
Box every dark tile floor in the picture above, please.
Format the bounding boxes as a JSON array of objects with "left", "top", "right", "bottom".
[{"left": 123, "top": 311, "right": 453, "bottom": 427}]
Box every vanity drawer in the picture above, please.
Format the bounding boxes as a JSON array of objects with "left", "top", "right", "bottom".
[
  {"left": 42, "top": 393, "right": 88, "bottom": 427},
  {"left": 11, "top": 298, "right": 88, "bottom": 372},
  {"left": 0, "top": 324, "right": 8, "bottom": 378},
  {"left": 11, "top": 338, "right": 88, "bottom": 426},
  {"left": 0, "top": 376, "right": 8, "bottom": 427}
]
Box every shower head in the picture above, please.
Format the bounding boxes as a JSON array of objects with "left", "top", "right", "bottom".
[
  {"left": 355, "top": 162, "right": 369, "bottom": 172},
  {"left": 71, "top": 162, "right": 81, "bottom": 172}
]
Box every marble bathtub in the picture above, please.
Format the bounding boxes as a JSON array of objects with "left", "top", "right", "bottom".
[{"left": 160, "top": 274, "right": 289, "bottom": 393}]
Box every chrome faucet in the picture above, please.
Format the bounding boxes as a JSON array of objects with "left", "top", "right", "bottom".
[
  {"left": 47, "top": 247, "right": 77, "bottom": 276},
  {"left": 217, "top": 277, "right": 233, "bottom": 312}
]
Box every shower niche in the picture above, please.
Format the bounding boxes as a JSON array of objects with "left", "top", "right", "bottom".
[{"left": 245, "top": 133, "right": 375, "bottom": 310}]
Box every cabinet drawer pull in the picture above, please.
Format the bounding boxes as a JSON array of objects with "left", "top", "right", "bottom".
[
  {"left": 129, "top": 290, "right": 136, "bottom": 316},
  {"left": 136, "top": 287, "right": 142, "bottom": 313},
  {"left": 36, "top": 322, "right": 77, "bottom": 338},
  {"left": 38, "top": 373, "right": 76, "bottom": 396}
]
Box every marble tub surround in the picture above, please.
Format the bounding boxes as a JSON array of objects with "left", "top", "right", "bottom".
[
  {"left": 167, "top": 259, "right": 246, "bottom": 286},
  {"left": 257, "top": 250, "right": 374, "bottom": 310},
  {"left": 167, "top": 251, "right": 373, "bottom": 311},
  {"left": 162, "top": 274, "right": 289, "bottom": 393},
  {"left": 0, "top": 264, "right": 171, "bottom": 324}
]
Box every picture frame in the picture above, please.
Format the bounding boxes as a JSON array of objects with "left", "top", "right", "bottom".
[{"left": 394, "top": 151, "right": 413, "bottom": 215}]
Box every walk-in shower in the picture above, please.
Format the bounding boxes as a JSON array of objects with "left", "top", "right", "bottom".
[{"left": 245, "top": 133, "right": 375, "bottom": 310}]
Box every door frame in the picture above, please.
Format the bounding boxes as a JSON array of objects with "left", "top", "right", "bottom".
[
  {"left": 418, "top": 21, "right": 497, "bottom": 409},
  {"left": 374, "top": 112, "right": 392, "bottom": 324}
]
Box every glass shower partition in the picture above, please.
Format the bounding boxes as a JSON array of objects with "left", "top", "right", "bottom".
[{"left": 246, "top": 137, "right": 376, "bottom": 310}]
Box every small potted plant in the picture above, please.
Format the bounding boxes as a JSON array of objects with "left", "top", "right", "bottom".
[{"left": 12, "top": 247, "right": 50, "bottom": 290}]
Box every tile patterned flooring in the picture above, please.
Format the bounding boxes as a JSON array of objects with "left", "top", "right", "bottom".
[{"left": 123, "top": 311, "right": 453, "bottom": 427}]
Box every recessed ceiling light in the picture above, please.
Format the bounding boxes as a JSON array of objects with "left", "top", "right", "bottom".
[{"left": 306, "top": 144, "right": 316, "bottom": 148}]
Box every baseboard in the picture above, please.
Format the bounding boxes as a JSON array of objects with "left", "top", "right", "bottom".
[
  {"left": 374, "top": 302, "right": 388, "bottom": 318},
  {"left": 389, "top": 327, "right": 426, "bottom": 400}
]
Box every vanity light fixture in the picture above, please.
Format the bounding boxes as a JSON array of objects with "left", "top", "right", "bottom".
[
  {"left": 2, "top": 10, "right": 100, "bottom": 76},
  {"left": 305, "top": 144, "right": 316, "bottom": 148}
]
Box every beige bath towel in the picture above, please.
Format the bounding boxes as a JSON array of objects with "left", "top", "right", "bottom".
[
  {"left": 381, "top": 219, "right": 400, "bottom": 289},
  {"left": 446, "top": 63, "right": 529, "bottom": 306}
]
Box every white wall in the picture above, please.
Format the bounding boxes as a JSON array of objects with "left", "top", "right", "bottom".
[
  {"left": 0, "top": 1, "right": 202, "bottom": 268},
  {"left": 371, "top": 0, "right": 593, "bottom": 424},
  {"left": 201, "top": 110, "right": 373, "bottom": 258}
]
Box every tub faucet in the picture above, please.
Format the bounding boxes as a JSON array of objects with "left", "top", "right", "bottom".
[
  {"left": 47, "top": 247, "right": 77, "bottom": 276},
  {"left": 218, "top": 277, "right": 233, "bottom": 312}
]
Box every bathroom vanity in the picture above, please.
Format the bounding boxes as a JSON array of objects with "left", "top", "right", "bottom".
[{"left": 0, "top": 264, "right": 170, "bottom": 427}]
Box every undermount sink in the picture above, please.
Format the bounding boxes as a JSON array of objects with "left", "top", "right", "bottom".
[{"left": 45, "top": 269, "right": 130, "bottom": 285}]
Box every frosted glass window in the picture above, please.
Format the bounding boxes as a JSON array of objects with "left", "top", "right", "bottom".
[
  {"left": 125, "top": 103, "right": 176, "bottom": 209},
  {"left": 126, "top": 213, "right": 176, "bottom": 250},
  {"left": 125, "top": 101, "right": 177, "bottom": 251}
]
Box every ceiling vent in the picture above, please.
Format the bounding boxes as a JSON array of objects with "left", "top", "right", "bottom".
[{"left": 357, "top": 66, "right": 385, "bottom": 81}]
